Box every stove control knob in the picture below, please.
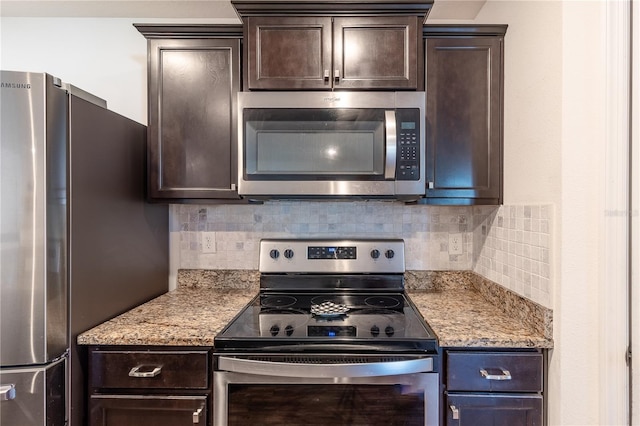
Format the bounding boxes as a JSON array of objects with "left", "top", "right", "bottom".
[
  {"left": 270, "top": 325, "right": 280, "bottom": 336},
  {"left": 385, "top": 249, "right": 395, "bottom": 259},
  {"left": 285, "top": 325, "right": 294, "bottom": 336},
  {"left": 385, "top": 326, "right": 395, "bottom": 337},
  {"left": 284, "top": 249, "right": 294, "bottom": 259},
  {"left": 270, "top": 249, "right": 280, "bottom": 259},
  {"left": 370, "top": 325, "right": 380, "bottom": 337},
  {"left": 370, "top": 249, "right": 380, "bottom": 259}
]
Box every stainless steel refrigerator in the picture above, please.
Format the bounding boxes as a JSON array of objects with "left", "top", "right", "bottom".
[{"left": 0, "top": 71, "right": 169, "bottom": 425}]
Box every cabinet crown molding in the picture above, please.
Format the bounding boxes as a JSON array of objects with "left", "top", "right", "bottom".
[
  {"left": 231, "top": 0, "right": 433, "bottom": 19},
  {"left": 134, "top": 24, "right": 243, "bottom": 39}
]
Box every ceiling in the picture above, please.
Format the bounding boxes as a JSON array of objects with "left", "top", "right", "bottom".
[{"left": 0, "top": 0, "right": 487, "bottom": 20}]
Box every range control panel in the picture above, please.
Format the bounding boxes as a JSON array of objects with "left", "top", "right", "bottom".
[{"left": 259, "top": 239, "right": 405, "bottom": 274}]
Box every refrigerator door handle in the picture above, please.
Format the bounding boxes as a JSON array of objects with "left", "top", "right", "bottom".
[{"left": 0, "top": 384, "right": 16, "bottom": 401}]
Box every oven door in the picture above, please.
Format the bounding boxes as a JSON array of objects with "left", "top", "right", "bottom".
[{"left": 214, "top": 355, "right": 439, "bottom": 426}]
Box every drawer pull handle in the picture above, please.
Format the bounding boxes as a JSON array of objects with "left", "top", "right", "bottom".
[
  {"left": 128, "top": 366, "right": 162, "bottom": 378},
  {"left": 450, "top": 404, "right": 459, "bottom": 420},
  {"left": 193, "top": 407, "right": 203, "bottom": 424},
  {"left": 1, "top": 384, "right": 16, "bottom": 401},
  {"left": 480, "top": 367, "right": 512, "bottom": 380}
]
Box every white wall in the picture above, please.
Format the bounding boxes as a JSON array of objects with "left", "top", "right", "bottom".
[
  {"left": 429, "top": 1, "right": 627, "bottom": 424},
  {"left": 0, "top": 17, "right": 238, "bottom": 123}
]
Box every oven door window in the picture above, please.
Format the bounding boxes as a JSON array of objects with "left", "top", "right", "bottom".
[
  {"left": 216, "top": 373, "right": 439, "bottom": 426},
  {"left": 243, "top": 109, "right": 386, "bottom": 180}
]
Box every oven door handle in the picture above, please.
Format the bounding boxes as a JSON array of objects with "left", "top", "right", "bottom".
[
  {"left": 217, "top": 356, "right": 433, "bottom": 378},
  {"left": 384, "top": 110, "right": 397, "bottom": 180}
]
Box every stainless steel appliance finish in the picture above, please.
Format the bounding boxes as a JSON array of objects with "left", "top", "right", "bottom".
[
  {"left": 238, "top": 91, "right": 426, "bottom": 201},
  {"left": 214, "top": 239, "right": 439, "bottom": 426},
  {"left": 0, "top": 71, "right": 169, "bottom": 425}
]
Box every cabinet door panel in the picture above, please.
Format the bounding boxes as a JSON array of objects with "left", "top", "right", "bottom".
[
  {"left": 148, "top": 38, "right": 240, "bottom": 199},
  {"left": 334, "top": 17, "right": 419, "bottom": 90},
  {"left": 447, "top": 394, "right": 542, "bottom": 426},
  {"left": 89, "top": 395, "right": 207, "bottom": 426},
  {"left": 247, "top": 17, "right": 332, "bottom": 90},
  {"left": 425, "top": 36, "right": 503, "bottom": 203}
]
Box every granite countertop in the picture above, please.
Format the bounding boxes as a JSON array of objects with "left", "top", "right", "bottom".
[{"left": 78, "top": 270, "right": 553, "bottom": 349}]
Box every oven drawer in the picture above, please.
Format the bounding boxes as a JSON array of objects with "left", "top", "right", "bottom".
[
  {"left": 446, "top": 351, "right": 542, "bottom": 392},
  {"left": 90, "top": 349, "right": 209, "bottom": 390}
]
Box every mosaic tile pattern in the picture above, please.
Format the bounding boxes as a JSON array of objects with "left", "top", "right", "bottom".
[
  {"left": 171, "top": 202, "right": 474, "bottom": 271},
  {"left": 169, "top": 201, "right": 553, "bottom": 308},
  {"left": 472, "top": 205, "right": 553, "bottom": 307}
]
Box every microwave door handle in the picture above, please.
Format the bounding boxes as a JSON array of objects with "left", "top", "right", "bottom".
[{"left": 384, "top": 110, "right": 397, "bottom": 180}]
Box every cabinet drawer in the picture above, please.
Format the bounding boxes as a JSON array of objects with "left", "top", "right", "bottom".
[
  {"left": 90, "top": 350, "right": 209, "bottom": 390},
  {"left": 89, "top": 395, "right": 207, "bottom": 426},
  {"left": 446, "top": 351, "right": 542, "bottom": 392},
  {"left": 446, "top": 393, "right": 543, "bottom": 426}
]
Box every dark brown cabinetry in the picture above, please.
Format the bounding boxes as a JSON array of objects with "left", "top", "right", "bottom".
[
  {"left": 423, "top": 26, "right": 507, "bottom": 205},
  {"left": 245, "top": 16, "right": 422, "bottom": 90},
  {"left": 445, "top": 350, "right": 544, "bottom": 426},
  {"left": 88, "top": 346, "right": 212, "bottom": 426},
  {"left": 135, "top": 25, "right": 242, "bottom": 201}
]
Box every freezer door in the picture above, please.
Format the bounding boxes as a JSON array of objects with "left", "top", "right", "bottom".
[
  {"left": 0, "top": 357, "right": 66, "bottom": 426},
  {"left": 0, "top": 71, "right": 69, "bottom": 366}
]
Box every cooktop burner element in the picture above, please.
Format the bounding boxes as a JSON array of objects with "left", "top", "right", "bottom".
[
  {"left": 214, "top": 239, "right": 438, "bottom": 353},
  {"left": 365, "top": 296, "right": 401, "bottom": 309},
  {"left": 261, "top": 295, "right": 297, "bottom": 308}
]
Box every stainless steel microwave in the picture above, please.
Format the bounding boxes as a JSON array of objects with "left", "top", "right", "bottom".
[{"left": 238, "top": 91, "right": 425, "bottom": 201}]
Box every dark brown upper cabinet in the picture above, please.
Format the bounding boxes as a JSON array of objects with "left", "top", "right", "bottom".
[
  {"left": 422, "top": 25, "right": 507, "bottom": 205},
  {"left": 245, "top": 16, "right": 422, "bottom": 90},
  {"left": 135, "top": 25, "right": 242, "bottom": 201}
]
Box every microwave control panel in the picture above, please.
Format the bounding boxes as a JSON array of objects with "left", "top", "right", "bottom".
[{"left": 396, "top": 109, "right": 421, "bottom": 181}]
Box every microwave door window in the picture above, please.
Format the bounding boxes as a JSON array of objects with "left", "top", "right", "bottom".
[{"left": 244, "top": 109, "right": 386, "bottom": 180}]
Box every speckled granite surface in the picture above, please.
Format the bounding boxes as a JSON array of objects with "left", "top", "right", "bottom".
[
  {"left": 77, "top": 271, "right": 258, "bottom": 346},
  {"left": 78, "top": 269, "right": 553, "bottom": 348}
]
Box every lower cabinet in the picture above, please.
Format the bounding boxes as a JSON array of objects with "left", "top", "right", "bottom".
[
  {"left": 90, "top": 395, "right": 207, "bottom": 426},
  {"left": 445, "top": 350, "right": 544, "bottom": 426},
  {"left": 88, "top": 346, "right": 212, "bottom": 426}
]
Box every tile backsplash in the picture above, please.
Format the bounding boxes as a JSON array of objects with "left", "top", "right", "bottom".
[
  {"left": 472, "top": 205, "right": 552, "bottom": 307},
  {"left": 170, "top": 201, "right": 552, "bottom": 308},
  {"left": 171, "top": 202, "right": 474, "bottom": 271}
]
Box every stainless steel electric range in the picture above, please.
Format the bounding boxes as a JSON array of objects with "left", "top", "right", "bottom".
[{"left": 214, "top": 239, "right": 440, "bottom": 426}]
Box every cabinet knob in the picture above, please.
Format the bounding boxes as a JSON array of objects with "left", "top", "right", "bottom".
[
  {"left": 334, "top": 69, "right": 340, "bottom": 81},
  {"left": 450, "top": 404, "right": 459, "bottom": 420},
  {"left": 324, "top": 69, "right": 330, "bottom": 81}
]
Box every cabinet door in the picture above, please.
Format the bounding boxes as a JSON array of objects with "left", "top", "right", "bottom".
[
  {"left": 89, "top": 395, "right": 207, "bottom": 426},
  {"left": 447, "top": 394, "right": 543, "bottom": 426},
  {"left": 246, "top": 16, "right": 332, "bottom": 90},
  {"left": 333, "top": 16, "right": 419, "bottom": 90},
  {"left": 148, "top": 38, "right": 240, "bottom": 200},
  {"left": 425, "top": 36, "right": 503, "bottom": 204}
]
